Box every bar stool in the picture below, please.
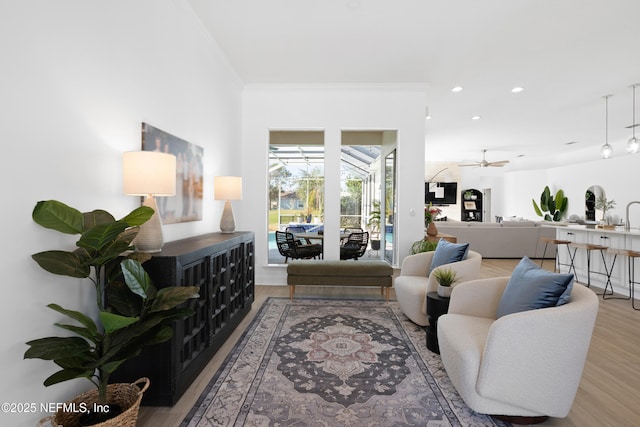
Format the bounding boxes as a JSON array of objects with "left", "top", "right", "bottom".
[
  {"left": 539, "top": 237, "right": 574, "bottom": 274},
  {"left": 604, "top": 248, "right": 640, "bottom": 310},
  {"left": 568, "top": 242, "right": 609, "bottom": 289}
]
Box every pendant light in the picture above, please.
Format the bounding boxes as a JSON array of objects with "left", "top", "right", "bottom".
[
  {"left": 627, "top": 84, "right": 639, "bottom": 154},
  {"left": 600, "top": 95, "right": 613, "bottom": 159}
]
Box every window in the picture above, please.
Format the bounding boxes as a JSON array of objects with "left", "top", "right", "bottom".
[
  {"left": 268, "top": 131, "right": 324, "bottom": 264},
  {"left": 267, "top": 130, "right": 396, "bottom": 264},
  {"left": 341, "top": 132, "right": 383, "bottom": 258}
]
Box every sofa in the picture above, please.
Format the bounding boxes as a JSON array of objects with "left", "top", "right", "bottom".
[{"left": 435, "top": 219, "right": 556, "bottom": 258}]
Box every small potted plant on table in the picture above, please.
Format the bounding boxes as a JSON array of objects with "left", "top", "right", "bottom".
[{"left": 433, "top": 267, "right": 457, "bottom": 298}]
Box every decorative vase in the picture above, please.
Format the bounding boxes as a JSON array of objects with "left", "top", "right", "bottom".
[
  {"left": 426, "top": 221, "right": 438, "bottom": 236},
  {"left": 437, "top": 285, "right": 452, "bottom": 298}
]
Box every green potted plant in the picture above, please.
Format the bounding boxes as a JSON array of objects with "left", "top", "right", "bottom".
[
  {"left": 433, "top": 267, "right": 457, "bottom": 298},
  {"left": 532, "top": 186, "right": 568, "bottom": 222},
  {"left": 367, "top": 201, "right": 382, "bottom": 250},
  {"left": 595, "top": 196, "right": 616, "bottom": 226},
  {"left": 425, "top": 203, "right": 442, "bottom": 236},
  {"left": 410, "top": 239, "right": 438, "bottom": 255},
  {"left": 25, "top": 200, "right": 200, "bottom": 426}
]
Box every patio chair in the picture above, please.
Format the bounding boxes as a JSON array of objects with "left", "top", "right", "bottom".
[
  {"left": 286, "top": 225, "right": 308, "bottom": 244},
  {"left": 275, "top": 231, "right": 322, "bottom": 263},
  {"left": 340, "top": 231, "right": 369, "bottom": 260}
]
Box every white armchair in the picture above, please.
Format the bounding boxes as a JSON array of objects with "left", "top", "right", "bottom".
[
  {"left": 438, "top": 277, "right": 599, "bottom": 422},
  {"left": 394, "top": 250, "right": 482, "bottom": 326}
]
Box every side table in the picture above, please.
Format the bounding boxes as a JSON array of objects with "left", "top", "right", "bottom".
[{"left": 426, "top": 292, "right": 450, "bottom": 354}]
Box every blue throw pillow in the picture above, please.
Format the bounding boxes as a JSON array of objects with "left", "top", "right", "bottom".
[
  {"left": 496, "top": 257, "right": 574, "bottom": 318},
  {"left": 428, "top": 238, "right": 470, "bottom": 275}
]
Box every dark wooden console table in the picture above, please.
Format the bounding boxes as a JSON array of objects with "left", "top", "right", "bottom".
[
  {"left": 111, "top": 232, "right": 255, "bottom": 406},
  {"left": 426, "top": 291, "right": 450, "bottom": 354}
]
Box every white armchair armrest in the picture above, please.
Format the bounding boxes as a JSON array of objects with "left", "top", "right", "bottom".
[
  {"left": 448, "top": 277, "right": 509, "bottom": 319},
  {"left": 399, "top": 251, "right": 434, "bottom": 277},
  {"left": 428, "top": 251, "right": 483, "bottom": 295}
]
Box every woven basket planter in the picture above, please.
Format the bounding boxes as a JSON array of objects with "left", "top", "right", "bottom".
[{"left": 39, "top": 378, "right": 149, "bottom": 427}]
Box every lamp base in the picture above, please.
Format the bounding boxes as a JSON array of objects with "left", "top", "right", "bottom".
[
  {"left": 134, "top": 196, "right": 165, "bottom": 252},
  {"left": 220, "top": 200, "right": 236, "bottom": 233}
]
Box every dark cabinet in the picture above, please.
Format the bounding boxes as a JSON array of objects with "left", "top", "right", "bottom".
[
  {"left": 461, "top": 189, "right": 483, "bottom": 222},
  {"left": 111, "top": 232, "right": 255, "bottom": 406}
]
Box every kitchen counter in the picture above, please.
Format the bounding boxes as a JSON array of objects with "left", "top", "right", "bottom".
[
  {"left": 548, "top": 224, "right": 640, "bottom": 302},
  {"left": 544, "top": 223, "right": 640, "bottom": 236}
]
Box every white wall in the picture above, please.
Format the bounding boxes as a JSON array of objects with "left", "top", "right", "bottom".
[
  {"left": 0, "top": 1, "right": 242, "bottom": 425},
  {"left": 462, "top": 154, "right": 640, "bottom": 225},
  {"left": 240, "top": 85, "right": 428, "bottom": 284},
  {"left": 454, "top": 167, "right": 508, "bottom": 222},
  {"left": 547, "top": 155, "right": 640, "bottom": 225}
]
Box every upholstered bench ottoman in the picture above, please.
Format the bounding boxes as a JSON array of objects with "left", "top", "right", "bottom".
[{"left": 287, "top": 260, "right": 393, "bottom": 301}]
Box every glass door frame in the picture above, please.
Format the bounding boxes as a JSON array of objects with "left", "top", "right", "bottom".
[{"left": 384, "top": 149, "right": 397, "bottom": 264}]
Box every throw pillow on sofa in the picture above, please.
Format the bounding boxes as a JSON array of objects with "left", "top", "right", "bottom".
[
  {"left": 496, "top": 256, "right": 574, "bottom": 318},
  {"left": 428, "top": 238, "right": 470, "bottom": 275}
]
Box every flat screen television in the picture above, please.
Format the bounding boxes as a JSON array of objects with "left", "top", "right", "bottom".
[{"left": 425, "top": 182, "right": 457, "bottom": 205}]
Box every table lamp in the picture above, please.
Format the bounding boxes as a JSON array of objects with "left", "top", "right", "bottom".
[
  {"left": 214, "top": 176, "right": 242, "bottom": 233},
  {"left": 123, "top": 151, "right": 176, "bottom": 252}
]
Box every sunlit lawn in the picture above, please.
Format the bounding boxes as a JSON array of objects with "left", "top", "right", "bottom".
[{"left": 268, "top": 209, "right": 311, "bottom": 231}]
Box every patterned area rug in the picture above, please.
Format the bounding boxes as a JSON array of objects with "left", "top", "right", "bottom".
[{"left": 181, "top": 298, "right": 510, "bottom": 427}]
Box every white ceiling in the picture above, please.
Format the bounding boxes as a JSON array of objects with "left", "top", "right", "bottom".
[{"left": 187, "top": 0, "right": 640, "bottom": 170}]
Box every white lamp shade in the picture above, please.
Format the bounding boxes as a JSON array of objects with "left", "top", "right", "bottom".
[
  {"left": 214, "top": 176, "right": 243, "bottom": 201},
  {"left": 123, "top": 151, "right": 176, "bottom": 196}
]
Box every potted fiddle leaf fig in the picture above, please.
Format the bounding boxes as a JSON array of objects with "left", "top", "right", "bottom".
[
  {"left": 532, "top": 186, "right": 568, "bottom": 222},
  {"left": 25, "top": 200, "right": 200, "bottom": 426}
]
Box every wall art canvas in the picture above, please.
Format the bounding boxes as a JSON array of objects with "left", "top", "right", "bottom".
[{"left": 141, "top": 122, "right": 203, "bottom": 224}]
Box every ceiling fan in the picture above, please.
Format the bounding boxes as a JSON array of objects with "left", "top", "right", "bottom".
[{"left": 459, "top": 149, "right": 509, "bottom": 168}]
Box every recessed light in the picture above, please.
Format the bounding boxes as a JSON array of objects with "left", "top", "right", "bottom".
[
  {"left": 452, "top": 86, "right": 463, "bottom": 93},
  {"left": 426, "top": 115, "right": 432, "bottom": 120},
  {"left": 471, "top": 115, "right": 481, "bottom": 120},
  {"left": 511, "top": 87, "right": 524, "bottom": 93}
]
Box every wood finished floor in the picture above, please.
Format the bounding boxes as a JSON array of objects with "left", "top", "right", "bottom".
[{"left": 138, "top": 259, "right": 640, "bottom": 427}]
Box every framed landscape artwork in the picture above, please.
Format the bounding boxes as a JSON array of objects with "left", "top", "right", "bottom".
[{"left": 141, "top": 122, "right": 203, "bottom": 224}]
